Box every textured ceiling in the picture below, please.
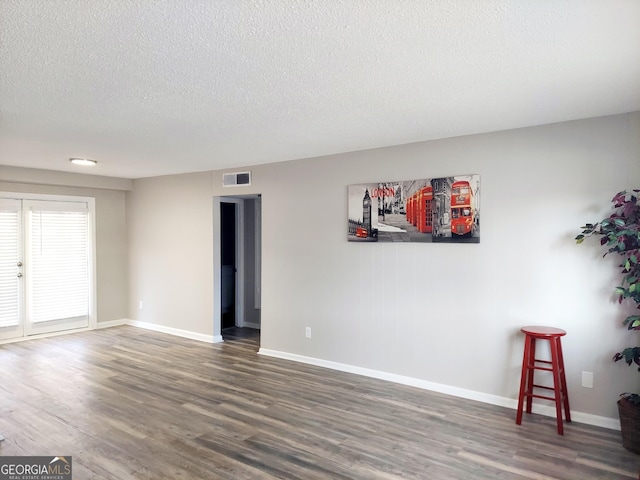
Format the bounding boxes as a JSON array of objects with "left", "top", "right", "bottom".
[{"left": 1, "top": 1, "right": 639, "bottom": 179}]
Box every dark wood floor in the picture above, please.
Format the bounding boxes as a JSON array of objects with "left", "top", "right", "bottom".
[{"left": 0, "top": 326, "right": 637, "bottom": 479}]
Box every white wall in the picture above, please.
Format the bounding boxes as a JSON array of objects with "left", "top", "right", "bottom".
[
  {"left": 0, "top": 175, "right": 129, "bottom": 324},
  {"left": 130, "top": 112, "right": 640, "bottom": 422}
]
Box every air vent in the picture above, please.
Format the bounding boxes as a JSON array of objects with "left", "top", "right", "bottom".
[{"left": 222, "top": 171, "right": 251, "bottom": 187}]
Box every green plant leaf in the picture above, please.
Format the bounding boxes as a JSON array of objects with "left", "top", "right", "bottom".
[
  {"left": 623, "top": 315, "right": 640, "bottom": 328},
  {"left": 576, "top": 192, "right": 640, "bottom": 371},
  {"left": 613, "top": 347, "right": 640, "bottom": 365}
]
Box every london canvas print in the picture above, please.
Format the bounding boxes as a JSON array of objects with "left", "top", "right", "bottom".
[{"left": 347, "top": 174, "right": 480, "bottom": 243}]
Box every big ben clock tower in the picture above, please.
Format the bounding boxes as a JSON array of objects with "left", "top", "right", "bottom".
[{"left": 362, "top": 188, "right": 372, "bottom": 235}]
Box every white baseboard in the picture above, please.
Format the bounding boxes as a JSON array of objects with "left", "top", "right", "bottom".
[
  {"left": 127, "top": 320, "right": 217, "bottom": 344},
  {"left": 0, "top": 326, "right": 91, "bottom": 345},
  {"left": 258, "top": 348, "right": 620, "bottom": 431},
  {"left": 530, "top": 405, "right": 620, "bottom": 430},
  {"left": 3, "top": 317, "right": 224, "bottom": 345},
  {"left": 0, "top": 318, "right": 129, "bottom": 344},
  {"left": 96, "top": 319, "right": 128, "bottom": 329},
  {"left": 95, "top": 318, "right": 224, "bottom": 344}
]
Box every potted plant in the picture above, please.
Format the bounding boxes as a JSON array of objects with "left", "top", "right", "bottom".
[{"left": 576, "top": 189, "right": 640, "bottom": 453}]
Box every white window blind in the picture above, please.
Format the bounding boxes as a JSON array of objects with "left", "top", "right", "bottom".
[
  {"left": 0, "top": 201, "right": 20, "bottom": 328},
  {"left": 28, "top": 202, "right": 89, "bottom": 324}
]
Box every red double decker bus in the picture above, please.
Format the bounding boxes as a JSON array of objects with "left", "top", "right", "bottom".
[{"left": 450, "top": 181, "right": 474, "bottom": 236}]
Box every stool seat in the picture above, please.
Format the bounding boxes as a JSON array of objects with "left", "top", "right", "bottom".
[
  {"left": 516, "top": 325, "right": 571, "bottom": 435},
  {"left": 521, "top": 326, "right": 566, "bottom": 337}
]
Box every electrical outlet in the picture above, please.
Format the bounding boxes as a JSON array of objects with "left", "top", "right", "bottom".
[
  {"left": 305, "top": 327, "right": 311, "bottom": 338},
  {"left": 582, "top": 371, "right": 593, "bottom": 388}
]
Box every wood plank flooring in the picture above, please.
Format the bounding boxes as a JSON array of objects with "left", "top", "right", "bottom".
[{"left": 0, "top": 326, "right": 637, "bottom": 479}]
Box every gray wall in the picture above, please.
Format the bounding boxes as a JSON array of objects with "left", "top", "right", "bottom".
[
  {"left": 243, "top": 198, "right": 261, "bottom": 327},
  {"left": 127, "top": 172, "right": 215, "bottom": 335},
  {"left": 128, "top": 112, "right": 640, "bottom": 422}
]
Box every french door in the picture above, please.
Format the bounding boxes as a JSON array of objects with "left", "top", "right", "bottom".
[{"left": 0, "top": 196, "right": 93, "bottom": 341}]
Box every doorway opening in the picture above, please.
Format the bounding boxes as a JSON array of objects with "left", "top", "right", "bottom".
[
  {"left": 214, "top": 195, "right": 261, "bottom": 344},
  {"left": 220, "top": 202, "right": 236, "bottom": 330}
]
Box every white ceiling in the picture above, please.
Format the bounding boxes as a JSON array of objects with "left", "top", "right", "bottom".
[{"left": 1, "top": 1, "right": 639, "bottom": 180}]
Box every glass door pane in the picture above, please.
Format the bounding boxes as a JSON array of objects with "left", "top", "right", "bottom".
[{"left": 24, "top": 200, "right": 90, "bottom": 336}]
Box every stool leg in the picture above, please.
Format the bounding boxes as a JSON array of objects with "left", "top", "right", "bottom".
[
  {"left": 550, "top": 337, "right": 564, "bottom": 435},
  {"left": 525, "top": 337, "right": 536, "bottom": 414},
  {"left": 516, "top": 335, "right": 532, "bottom": 425},
  {"left": 557, "top": 338, "right": 571, "bottom": 423}
]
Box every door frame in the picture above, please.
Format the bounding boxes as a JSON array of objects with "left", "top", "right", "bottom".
[
  {"left": 0, "top": 192, "right": 97, "bottom": 343},
  {"left": 0, "top": 198, "right": 24, "bottom": 340}
]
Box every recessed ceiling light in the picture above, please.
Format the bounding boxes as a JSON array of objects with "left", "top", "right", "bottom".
[{"left": 70, "top": 158, "right": 97, "bottom": 166}]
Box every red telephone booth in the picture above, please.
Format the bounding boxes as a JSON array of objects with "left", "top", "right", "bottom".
[
  {"left": 417, "top": 186, "right": 433, "bottom": 233},
  {"left": 410, "top": 193, "right": 418, "bottom": 226}
]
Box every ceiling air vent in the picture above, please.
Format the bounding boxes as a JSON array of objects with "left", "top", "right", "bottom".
[{"left": 222, "top": 171, "right": 251, "bottom": 187}]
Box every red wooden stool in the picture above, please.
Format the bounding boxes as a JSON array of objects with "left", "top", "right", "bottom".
[{"left": 516, "top": 326, "right": 571, "bottom": 435}]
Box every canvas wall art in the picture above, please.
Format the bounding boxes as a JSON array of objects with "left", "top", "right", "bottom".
[{"left": 348, "top": 174, "right": 480, "bottom": 243}]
